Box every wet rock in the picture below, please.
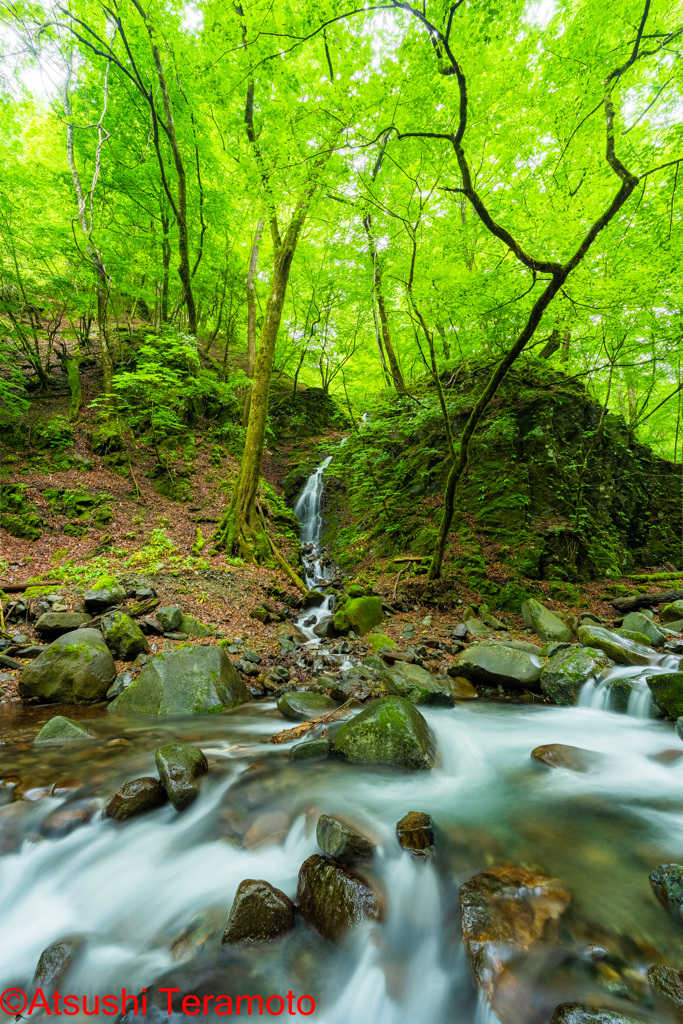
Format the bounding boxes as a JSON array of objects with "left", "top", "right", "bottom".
[
  {"left": 333, "top": 596, "right": 384, "bottom": 636},
  {"left": 621, "top": 612, "right": 666, "bottom": 646},
  {"left": 155, "top": 744, "right": 208, "bottom": 811},
  {"left": 540, "top": 647, "right": 613, "bottom": 705},
  {"left": 460, "top": 867, "right": 571, "bottom": 1008},
  {"left": 106, "top": 670, "right": 133, "bottom": 700},
  {"left": 34, "top": 716, "right": 94, "bottom": 744},
  {"left": 35, "top": 612, "right": 93, "bottom": 636},
  {"left": 381, "top": 660, "right": 468, "bottom": 706},
  {"left": 84, "top": 576, "right": 126, "bottom": 613},
  {"left": 649, "top": 863, "right": 683, "bottom": 922},
  {"left": 109, "top": 645, "right": 251, "bottom": 715},
  {"left": 156, "top": 605, "right": 182, "bottom": 631},
  {"left": 333, "top": 695, "right": 435, "bottom": 770},
  {"left": 20, "top": 629, "right": 116, "bottom": 704},
  {"left": 222, "top": 879, "right": 296, "bottom": 944},
  {"left": 101, "top": 611, "right": 150, "bottom": 661},
  {"left": 647, "top": 673, "right": 683, "bottom": 718},
  {"left": 303, "top": 590, "right": 326, "bottom": 608},
  {"left": 40, "top": 799, "right": 101, "bottom": 838},
  {"left": 297, "top": 853, "right": 380, "bottom": 943},
  {"left": 290, "top": 738, "right": 333, "bottom": 760},
  {"left": 443, "top": 673, "right": 479, "bottom": 698},
  {"left": 576, "top": 626, "right": 653, "bottom": 666},
  {"left": 452, "top": 643, "right": 543, "bottom": 690},
  {"left": 616, "top": 628, "right": 652, "bottom": 646},
  {"left": 549, "top": 1006, "right": 648, "bottom": 1023},
  {"left": 105, "top": 777, "right": 168, "bottom": 821},
  {"left": 396, "top": 810, "right": 434, "bottom": 857},
  {"left": 521, "top": 599, "right": 574, "bottom": 643},
  {"left": 317, "top": 814, "right": 375, "bottom": 862},
  {"left": 531, "top": 743, "right": 605, "bottom": 772},
  {"left": 648, "top": 963, "right": 683, "bottom": 1017},
  {"left": 541, "top": 641, "right": 573, "bottom": 658},
  {"left": 277, "top": 691, "right": 339, "bottom": 721},
  {"left": 329, "top": 677, "right": 372, "bottom": 702},
  {"left": 34, "top": 936, "right": 84, "bottom": 987},
  {"left": 661, "top": 600, "right": 683, "bottom": 623},
  {"left": 170, "top": 909, "right": 223, "bottom": 962}
]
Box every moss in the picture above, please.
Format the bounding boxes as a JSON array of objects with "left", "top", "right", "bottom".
[
  {"left": 366, "top": 633, "right": 396, "bottom": 652},
  {"left": 549, "top": 581, "right": 581, "bottom": 605},
  {"left": 25, "top": 585, "right": 60, "bottom": 599},
  {"left": 191, "top": 527, "right": 205, "bottom": 556},
  {"left": 333, "top": 596, "right": 384, "bottom": 636},
  {"left": 33, "top": 415, "right": 74, "bottom": 450},
  {"left": 0, "top": 484, "right": 43, "bottom": 540}
]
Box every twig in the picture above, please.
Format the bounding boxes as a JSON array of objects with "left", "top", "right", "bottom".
[{"left": 268, "top": 698, "right": 357, "bottom": 744}]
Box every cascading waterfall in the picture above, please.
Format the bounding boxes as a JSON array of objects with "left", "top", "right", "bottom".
[
  {"left": 579, "top": 655, "right": 681, "bottom": 718},
  {"left": 292, "top": 455, "right": 336, "bottom": 643}
]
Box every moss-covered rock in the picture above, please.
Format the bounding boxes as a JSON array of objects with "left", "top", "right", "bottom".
[
  {"left": 296, "top": 853, "right": 380, "bottom": 943},
  {"left": 452, "top": 642, "right": 544, "bottom": 690},
  {"left": 366, "top": 633, "right": 396, "bottom": 652},
  {"left": 620, "top": 612, "right": 666, "bottom": 646},
  {"left": 101, "top": 612, "right": 150, "bottom": 661},
  {"left": 334, "top": 695, "right": 435, "bottom": 770},
  {"left": 575, "top": 625, "right": 653, "bottom": 666},
  {"left": 19, "top": 628, "right": 116, "bottom": 704},
  {"left": 0, "top": 483, "right": 43, "bottom": 540},
  {"left": 277, "top": 691, "right": 338, "bottom": 722},
  {"left": 105, "top": 777, "right": 168, "bottom": 821},
  {"left": 661, "top": 600, "right": 683, "bottom": 623},
  {"left": 109, "top": 645, "right": 251, "bottom": 715},
  {"left": 521, "top": 599, "right": 574, "bottom": 643},
  {"left": 178, "top": 613, "right": 211, "bottom": 638},
  {"left": 34, "top": 716, "right": 94, "bottom": 743},
  {"left": 647, "top": 673, "right": 683, "bottom": 719},
  {"left": 615, "top": 628, "right": 652, "bottom": 647},
  {"left": 380, "top": 661, "right": 467, "bottom": 706},
  {"left": 540, "top": 647, "right": 612, "bottom": 705},
  {"left": 84, "top": 576, "right": 126, "bottom": 613},
  {"left": 35, "top": 612, "right": 92, "bottom": 636},
  {"left": 155, "top": 743, "right": 208, "bottom": 811},
  {"left": 333, "top": 596, "right": 384, "bottom": 636}
]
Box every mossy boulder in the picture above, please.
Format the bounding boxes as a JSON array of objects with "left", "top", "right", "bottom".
[
  {"left": 101, "top": 612, "right": 150, "bottom": 661},
  {"left": 35, "top": 612, "right": 92, "bottom": 636},
  {"left": 333, "top": 596, "right": 384, "bottom": 636},
  {"left": 366, "top": 633, "right": 396, "bottom": 653},
  {"left": 19, "top": 628, "right": 116, "bottom": 704},
  {"left": 155, "top": 743, "right": 208, "bottom": 811},
  {"left": 452, "top": 642, "right": 544, "bottom": 690},
  {"left": 34, "top": 716, "right": 94, "bottom": 743},
  {"left": 540, "top": 647, "right": 613, "bottom": 705},
  {"left": 290, "top": 737, "right": 334, "bottom": 760},
  {"left": 380, "top": 661, "right": 468, "bottom": 706},
  {"left": 157, "top": 606, "right": 182, "bottom": 631},
  {"left": 620, "top": 612, "right": 666, "bottom": 646},
  {"left": 109, "top": 645, "right": 251, "bottom": 715},
  {"left": 548, "top": 582, "right": 582, "bottom": 605},
  {"left": 178, "top": 613, "right": 211, "bottom": 638},
  {"left": 576, "top": 625, "right": 653, "bottom": 666},
  {"left": 105, "top": 777, "right": 168, "bottom": 821},
  {"left": 277, "top": 691, "right": 338, "bottom": 722},
  {"left": 647, "top": 673, "right": 683, "bottom": 719},
  {"left": 0, "top": 483, "right": 43, "bottom": 540},
  {"left": 521, "top": 599, "right": 574, "bottom": 643},
  {"left": 222, "top": 879, "right": 296, "bottom": 945},
  {"left": 296, "top": 853, "right": 380, "bottom": 943},
  {"left": 84, "top": 576, "right": 126, "bottom": 613},
  {"left": 333, "top": 695, "right": 435, "bottom": 770},
  {"left": 661, "top": 600, "right": 683, "bottom": 623},
  {"left": 615, "top": 628, "right": 652, "bottom": 647},
  {"left": 649, "top": 863, "right": 683, "bottom": 923}
]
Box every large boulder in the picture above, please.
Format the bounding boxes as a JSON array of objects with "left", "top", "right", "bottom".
[
  {"left": 647, "top": 673, "right": 683, "bottom": 718},
  {"left": 277, "top": 691, "right": 339, "bottom": 721},
  {"left": 157, "top": 606, "right": 182, "bottom": 631},
  {"left": 35, "top": 612, "right": 92, "bottom": 636},
  {"left": 108, "top": 645, "right": 251, "bottom": 715},
  {"left": 333, "top": 695, "right": 435, "bottom": 770},
  {"left": 381, "top": 661, "right": 474, "bottom": 706},
  {"left": 540, "top": 647, "right": 612, "bottom": 705},
  {"left": 101, "top": 611, "right": 150, "bottom": 661},
  {"left": 34, "top": 716, "right": 94, "bottom": 743},
  {"left": 333, "top": 596, "right": 384, "bottom": 636},
  {"left": 105, "top": 778, "right": 168, "bottom": 821},
  {"left": 19, "top": 628, "right": 116, "bottom": 704},
  {"left": 521, "top": 599, "right": 574, "bottom": 643},
  {"left": 460, "top": 867, "right": 571, "bottom": 1013},
  {"left": 155, "top": 744, "right": 208, "bottom": 811},
  {"left": 221, "top": 879, "right": 296, "bottom": 945},
  {"left": 84, "top": 575, "right": 126, "bottom": 613},
  {"left": 661, "top": 600, "right": 683, "bottom": 623},
  {"left": 649, "top": 863, "right": 683, "bottom": 922},
  {"left": 620, "top": 612, "right": 666, "bottom": 646},
  {"left": 452, "top": 643, "right": 543, "bottom": 690},
  {"left": 575, "top": 625, "right": 653, "bottom": 667},
  {"left": 316, "top": 815, "right": 375, "bottom": 862},
  {"left": 297, "top": 853, "right": 380, "bottom": 943}
]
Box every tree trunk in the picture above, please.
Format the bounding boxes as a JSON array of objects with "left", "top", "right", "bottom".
[
  {"left": 363, "top": 216, "right": 406, "bottom": 394},
  {"left": 243, "top": 216, "right": 264, "bottom": 424},
  {"left": 64, "top": 355, "right": 83, "bottom": 420},
  {"left": 160, "top": 214, "right": 171, "bottom": 323}
]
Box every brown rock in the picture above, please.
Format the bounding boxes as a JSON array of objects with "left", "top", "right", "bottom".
[
  {"left": 221, "top": 879, "right": 296, "bottom": 945},
  {"left": 242, "top": 810, "right": 290, "bottom": 849},
  {"left": 40, "top": 800, "right": 100, "bottom": 838},
  {"left": 531, "top": 744, "right": 605, "bottom": 773},
  {"left": 297, "top": 853, "right": 380, "bottom": 943},
  {"left": 549, "top": 1004, "right": 648, "bottom": 1023},
  {"left": 106, "top": 777, "right": 168, "bottom": 822},
  {"left": 396, "top": 811, "right": 435, "bottom": 857},
  {"left": 648, "top": 749, "right": 683, "bottom": 765},
  {"left": 648, "top": 963, "right": 683, "bottom": 1018},
  {"left": 460, "top": 867, "right": 571, "bottom": 1008},
  {"left": 34, "top": 936, "right": 84, "bottom": 988}
]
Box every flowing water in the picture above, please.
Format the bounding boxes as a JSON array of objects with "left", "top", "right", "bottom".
[
  {"left": 292, "top": 456, "right": 335, "bottom": 644},
  {"left": 1, "top": 464, "right": 683, "bottom": 1023}
]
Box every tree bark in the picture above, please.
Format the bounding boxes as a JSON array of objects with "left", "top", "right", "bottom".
[
  {"left": 242, "top": 216, "right": 264, "bottom": 424},
  {"left": 364, "top": 215, "right": 406, "bottom": 394}
]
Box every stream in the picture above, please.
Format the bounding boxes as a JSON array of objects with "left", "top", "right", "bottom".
[{"left": 1, "top": 460, "right": 683, "bottom": 1023}]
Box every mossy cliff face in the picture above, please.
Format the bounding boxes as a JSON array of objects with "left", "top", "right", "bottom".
[{"left": 319, "top": 358, "right": 681, "bottom": 583}]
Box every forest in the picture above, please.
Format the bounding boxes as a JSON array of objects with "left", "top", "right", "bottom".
[{"left": 1, "top": 0, "right": 683, "bottom": 1022}]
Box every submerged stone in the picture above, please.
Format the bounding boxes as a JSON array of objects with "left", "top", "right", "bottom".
[
  {"left": 105, "top": 777, "right": 168, "bottom": 821},
  {"left": 333, "top": 695, "right": 435, "bottom": 770},
  {"left": 396, "top": 810, "right": 434, "bottom": 857},
  {"left": 101, "top": 611, "right": 150, "bottom": 661},
  {"left": 452, "top": 643, "right": 543, "bottom": 690},
  {"left": 531, "top": 744, "right": 605, "bottom": 772},
  {"left": 277, "top": 691, "right": 338, "bottom": 721},
  {"left": 19, "top": 628, "right": 116, "bottom": 704},
  {"left": 290, "top": 738, "right": 333, "bottom": 761},
  {"left": 297, "top": 853, "right": 380, "bottom": 943},
  {"left": 576, "top": 625, "right": 653, "bottom": 667},
  {"left": 34, "top": 716, "right": 94, "bottom": 744},
  {"left": 649, "top": 863, "right": 683, "bottom": 922},
  {"left": 109, "top": 645, "right": 251, "bottom": 715},
  {"left": 155, "top": 743, "right": 208, "bottom": 811},
  {"left": 540, "top": 647, "right": 612, "bottom": 705},
  {"left": 221, "top": 879, "right": 296, "bottom": 944},
  {"left": 521, "top": 599, "right": 574, "bottom": 643},
  {"left": 316, "top": 815, "right": 375, "bottom": 862}
]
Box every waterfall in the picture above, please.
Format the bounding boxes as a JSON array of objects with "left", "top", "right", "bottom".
[{"left": 292, "top": 455, "right": 335, "bottom": 642}]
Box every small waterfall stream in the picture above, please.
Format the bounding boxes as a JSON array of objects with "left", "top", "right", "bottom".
[{"left": 292, "top": 455, "right": 335, "bottom": 644}]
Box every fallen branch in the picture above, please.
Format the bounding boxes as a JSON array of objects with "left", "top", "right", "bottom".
[
  {"left": 611, "top": 588, "right": 683, "bottom": 612},
  {"left": 623, "top": 572, "right": 683, "bottom": 582},
  {"left": 268, "top": 698, "right": 357, "bottom": 745},
  {"left": 256, "top": 511, "right": 308, "bottom": 595}
]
